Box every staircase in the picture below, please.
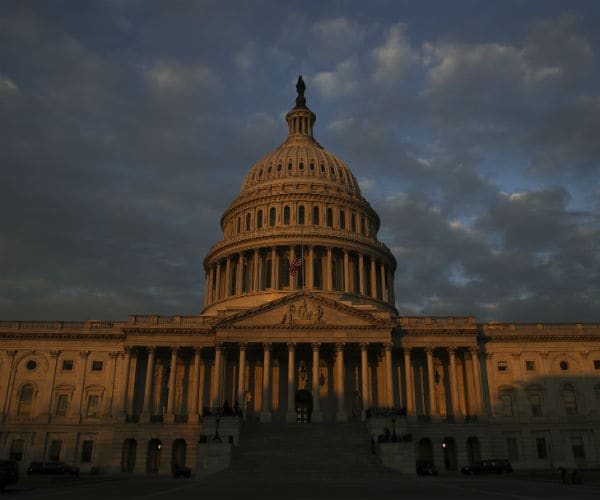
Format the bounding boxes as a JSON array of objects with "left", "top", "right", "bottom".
[{"left": 206, "top": 421, "right": 399, "bottom": 482}]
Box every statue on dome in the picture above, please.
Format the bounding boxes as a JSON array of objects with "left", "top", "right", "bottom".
[{"left": 295, "top": 75, "right": 307, "bottom": 108}]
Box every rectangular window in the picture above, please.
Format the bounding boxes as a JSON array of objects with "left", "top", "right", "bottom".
[
  {"left": 55, "top": 394, "right": 69, "bottom": 416},
  {"left": 9, "top": 439, "right": 24, "bottom": 461},
  {"left": 525, "top": 360, "right": 536, "bottom": 371},
  {"left": 497, "top": 361, "right": 508, "bottom": 371},
  {"left": 339, "top": 210, "right": 346, "bottom": 229},
  {"left": 528, "top": 393, "right": 542, "bottom": 416},
  {"left": 49, "top": 440, "right": 62, "bottom": 461},
  {"left": 506, "top": 438, "right": 519, "bottom": 461},
  {"left": 62, "top": 360, "right": 74, "bottom": 371},
  {"left": 86, "top": 395, "right": 100, "bottom": 417},
  {"left": 594, "top": 360, "right": 600, "bottom": 370},
  {"left": 81, "top": 440, "right": 94, "bottom": 463},
  {"left": 91, "top": 360, "right": 103, "bottom": 371},
  {"left": 572, "top": 436, "right": 585, "bottom": 459},
  {"left": 536, "top": 437, "right": 547, "bottom": 459}
]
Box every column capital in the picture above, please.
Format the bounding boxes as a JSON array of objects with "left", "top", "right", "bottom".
[
  {"left": 424, "top": 346, "right": 435, "bottom": 354},
  {"left": 335, "top": 342, "right": 345, "bottom": 351},
  {"left": 383, "top": 342, "right": 393, "bottom": 351},
  {"left": 311, "top": 342, "right": 321, "bottom": 351},
  {"left": 215, "top": 342, "right": 223, "bottom": 351},
  {"left": 147, "top": 346, "right": 157, "bottom": 353},
  {"left": 238, "top": 342, "right": 248, "bottom": 351},
  {"left": 109, "top": 351, "right": 120, "bottom": 359},
  {"left": 469, "top": 345, "right": 480, "bottom": 354},
  {"left": 169, "top": 346, "right": 180, "bottom": 356},
  {"left": 286, "top": 342, "right": 296, "bottom": 351},
  {"left": 6, "top": 349, "right": 17, "bottom": 358},
  {"left": 360, "top": 342, "right": 369, "bottom": 349},
  {"left": 263, "top": 342, "right": 272, "bottom": 350},
  {"left": 193, "top": 346, "right": 203, "bottom": 355},
  {"left": 447, "top": 346, "right": 458, "bottom": 354},
  {"left": 403, "top": 347, "right": 412, "bottom": 355}
]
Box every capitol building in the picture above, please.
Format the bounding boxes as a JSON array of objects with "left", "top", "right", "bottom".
[{"left": 1, "top": 79, "right": 599, "bottom": 476}]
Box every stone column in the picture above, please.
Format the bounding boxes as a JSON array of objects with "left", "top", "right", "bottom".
[
  {"left": 425, "top": 347, "right": 437, "bottom": 416},
  {"left": 286, "top": 343, "right": 296, "bottom": 422},
  {"left": 403, "top": 349, "right": 415, "bottom": 417},
  {"left": 1, "top": 351, "right": 17, "bottom": 422},
  {"left": 215, "top": 261, "right": 222, "bottom": 300},
  {"left": 119, "top": 347, "right": 132, "bottom": 419},
  {"left": 358, "top": 254, "right": 365, "bottom": 295},
  {"left": 236, "top": 343, "right": 247, "bottom": 410},
  {"left": 198, "top": 357, "right": 206, "bottom": 416},
  {"left": 188, "top": 348, "right": 201, "bottom": 423},
  {"left": 343, "top": 250, "right": 350, "bottom": 292},
  {"left": 44, "top": 351, "right": 61, "bottom": 422},
  {"left": 208, "top": 267, "right": 214, "bottom": 303},
  {"left": 326, "top": 247, "right": 333, "bottom": 291},
  {"left": 106, "top": 351, "right": 120, "bottom": 419},
  {"left": 335, "top": 343, "right": 347, "bottom": 422},
  {"left": 384, "top": 343, "right": 394, "bottom": 408},
  {"left": 141, "top": 347, "right": 156, "bottom": 422},
  {"left": 311, "top": 343, "right": 323, "bottom": 422},
  {"left": 270, "top": 247, "right": 277, "bottom": 289},
  {"left": 236, "top": 253, "right": 244, "bottom": 295},
  {"left": 307, "top": 246, "right": 314, "bottom": 289},
  {"left": 380, "top": 263, "right": 387, "bottom": 301},
  {"left": 370, "top": 258, "right": 377, "bottom": 299},
  {"left": 165, "top": 348, "right": 178, "bottom": 423},
  {"left": 211, "top": 344, "right": 223, "bottom": 409},
  {"left": 470, "top": 346, "right": 483, "bottom": 415},
  {"left": 448, "top": 347, "right": 461, "bottom": 418},
  {"left": 253, "top": 249, "right": 260, "bottom": 291},
  {"left": 360, "top": 343, "right": 370, "bottom": 420},
  {"left": 289, "top": 246, "right": 296, "bottom": 288},
  {"left": 260, "top": 343, "right": 272, "bottom": 422},
  {"left": 225, "top": 257, "right": 232, "bottom": 297},
  {"left": 77, "top": 351, "right": 90, "bottom": 422}
]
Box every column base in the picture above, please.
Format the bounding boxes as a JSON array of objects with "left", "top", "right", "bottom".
[
  {"left": 164, "top": 413, "right": 175, "bottom": 424},
  {"left": 187, "top": 414, "right": 200, "bottom": 424},
  {"left": 285, "top": 411, "right": 297, "bottom": 423},
  {"left": 259, "top": 411, "right": 272, "bottom": 423},
  {"left": 311, "top": 410, "right": 323, "bottom": 423},
  {"left": 139, "top": 413, "right": 151, "bottom": 423},
  {"left": 335, "top": 412, "right": 347, "bottom": 422}
]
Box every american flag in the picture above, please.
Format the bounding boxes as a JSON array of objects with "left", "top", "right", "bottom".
[{"left": 289, "top": 256, "right": 302, "bottom": 277}]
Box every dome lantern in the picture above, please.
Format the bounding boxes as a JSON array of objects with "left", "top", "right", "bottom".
[{"left": 285, "top": 75, "right": 316, "bottom": 141}]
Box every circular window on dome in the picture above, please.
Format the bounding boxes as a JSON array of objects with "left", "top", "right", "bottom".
[
  {"left": 267, "top": 165, "right": 272, "bottom": 174},
  {"left": 26, "top": 360, "right": 37, "bottom": 370},
  {"left": 310, "top": 162, "right": 315, "bottom": 171},
  {"left": 320, "top": 164, "right": 325, "bottom": 173},
  {"left": 288, "top": 163, "right": 293, "bottom": 171},
  {"left": 559, "top": 361, "right": 569, "bottom": 371},
  {"left": 330, "top": 166, "right": 336, "bottom": 176},
  {"left": 277, "top": 164, "right": 282, "bottom": 172},
  {"left": 299, "top": 162, "right": 304, "bottom": 170}
]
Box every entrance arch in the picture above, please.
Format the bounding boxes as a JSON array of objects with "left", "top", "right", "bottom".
[
  {"left": 295, "top": 389, "right": 312, "bottom": 423},
  {"left": 146, "top": 439, "right": 162, "bottom": 473},
  {"left": 121, "top": 439, "right": 136, "bottom": 473},
  {"left": 442, "top": 437, "right": 458, "bottom": 471},
  {"left": 467, "top": 436, "right": 481, "bottom": 464},
  {"left": 417, "top": 437, "right": 434, "bottom": 463},
  {"left": 171, "top": 439, "right": 187, "bottom": 470}
]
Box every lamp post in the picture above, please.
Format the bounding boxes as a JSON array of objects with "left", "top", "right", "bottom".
[{"left": 391, "top": 417, "right": 397, "bottom": 440}]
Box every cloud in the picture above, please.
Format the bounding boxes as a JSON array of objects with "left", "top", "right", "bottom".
[
  {"left": 372, "top": 23, "right": 418, "bottom": 84},
  {"left": 312, "top": 58, "right": 361, "bottom": 97},
  {"left": 0, "top": 74, "right": 18, "bottom": 93}
]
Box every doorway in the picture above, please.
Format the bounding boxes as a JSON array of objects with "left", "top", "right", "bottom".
[
  {"left": 442, "top": 437, "right": 458, "bottom": 471},
  {"left": 295, "top": 389, "right": 312, "bottom": 423},
  {"left": 146, "top": 439, "right": 162, "bottom": 473}
]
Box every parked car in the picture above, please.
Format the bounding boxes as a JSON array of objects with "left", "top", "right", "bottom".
[
  {"left": 0, "top": 459, "right": 19, "bottom": 491},
  {"left": 461, "top": 459, "right": 513, "bottom": 475},
  {"left": 172, "top": 464, "right": 191, "bottom": 478},
  {"left": 416, "top": 460, "right": 438, "bottom": 476},
  {"left": 27, "top": 461, "right": 80, "bottom": 476}
]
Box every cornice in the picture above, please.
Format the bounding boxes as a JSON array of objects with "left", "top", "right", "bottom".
[{"left": 0, "top": 333, "right": 126, "bottom": 341}]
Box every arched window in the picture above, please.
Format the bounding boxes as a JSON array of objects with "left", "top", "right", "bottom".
[
  {"left": 339, "top": 209, "right": 346, "bottom": 229},
  {"left": 298, "top": 205, "right": 305, "bottom": 225},
  {"left": 17, "top": 384, "right": 34, "bottom": 416},
  {"left": 283, "top": 206, "right": 290, "bottom": 225},
  {"left": 526, "top": 386, "right": 543, "bottom": 417},
  {"left": 245, "top": 213, "right": 251, "bottom": 232},
  {"left": 236, "top": 217, "right": 241, "bottom": 234},
  {"left": 312, "top": 206, "right": 319, "bottom": 225},
  {"left": 269, "top": 207, "right": 276, "bottom": 226},
  {"left": 351, "top": 212, "right": 357, "bottom": 232},
  {"left": 562, "top": 383, "right": 577, "bottom": 415},
  {"left": 257, "top": 210, "right": 263, "bottom": 229},
  {"left": 326, "top": 208, "right": 333, "bottom": 227}
]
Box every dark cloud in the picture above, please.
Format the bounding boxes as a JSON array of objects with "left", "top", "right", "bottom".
[{"left": 0, "top": 1, "right": 598, "bottom": 322}]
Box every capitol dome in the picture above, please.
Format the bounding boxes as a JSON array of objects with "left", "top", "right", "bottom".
[{"left": 202, "top": 77, "right": 397, "bottom": 315}]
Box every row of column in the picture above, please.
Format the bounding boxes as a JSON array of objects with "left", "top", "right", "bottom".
[
  {"left": 205, "top": 246, "right": 394, "bottom": 305},
  {"left": 120, "top": 343, "right": 484, "bottom": 424}
]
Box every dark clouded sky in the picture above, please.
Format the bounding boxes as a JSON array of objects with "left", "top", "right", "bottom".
[{"left": 1, "top": 0, "right": 598, "bottom": 322}]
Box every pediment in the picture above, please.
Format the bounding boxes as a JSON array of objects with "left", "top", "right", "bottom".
[{"left": 216, "top": 292, "right": 391, "bottom": 330}]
